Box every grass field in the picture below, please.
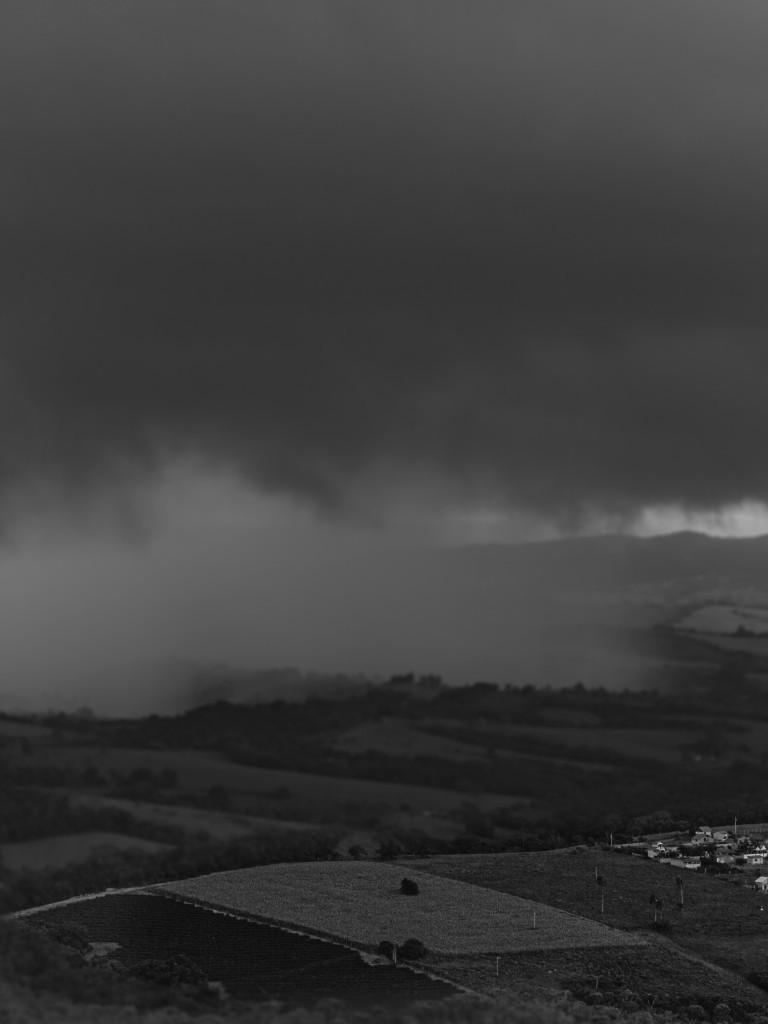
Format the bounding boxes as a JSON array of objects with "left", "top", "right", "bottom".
[
  {"left": 156, "top": 861, "right": 641, "bottom": 955},
  {"left": 67, "top": 792, "right": 314, "bottom": 839},
  {"left": 432, "top": 943, "right": 768, "bottom": 1011},
  {"left": 0, "top": 832, "right": 171, "bottom": 871},
  {"left": 27, "top": 746, "right": 522, "bottom": 814},
  {"left": 420, "top": 848, "right": 768, "bottom": 980}
]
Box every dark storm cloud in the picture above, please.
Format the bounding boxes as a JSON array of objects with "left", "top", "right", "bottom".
[{"left": 3, "top": 0, "right": 768, "bottom": 520}]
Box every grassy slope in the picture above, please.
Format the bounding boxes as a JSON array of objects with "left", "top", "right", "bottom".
[
  {"left": 419, "top": 848, "right": 768, "bottom": 979},
  {"left": 25, "top": 745, "right": 520, "bottom": 813},
  {"left": 0, "top": 833, "right": 171, "bottom": 871},
  {"left": 67, "top": 792, "right": 313, "bottom": 839},
  {"left": 431, "top": 943, "right": 767, "bottom": 1012}
]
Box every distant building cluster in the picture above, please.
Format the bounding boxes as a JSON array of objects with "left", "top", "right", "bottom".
[{"left": 616, "top": 823, "right": 768, "bottom": 890}]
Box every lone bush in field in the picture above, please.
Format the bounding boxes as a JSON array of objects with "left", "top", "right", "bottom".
[
  {"left": 377, "top": 940, "right": 396, "bottom": 960},
  {"left": 398, "top": 938, "right": 427, "bottom": 961},
  {"left": 400, "top": 877, "right": 419, "bottom": 895},
  {"left": 129, "top": 954, "right": 208, "bottom": 988}
]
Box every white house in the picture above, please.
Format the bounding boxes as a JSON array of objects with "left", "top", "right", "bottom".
[
  {"left": 680, "top": 858, "right": 702, "bottom": 870},
  {"left": 691, "top": 831, "right": 713, "bottom": 846}
]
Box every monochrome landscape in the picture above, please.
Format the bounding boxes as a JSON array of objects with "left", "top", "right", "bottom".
[{"left": 4, "top": 1, "right": 768, "bottom": 1022}]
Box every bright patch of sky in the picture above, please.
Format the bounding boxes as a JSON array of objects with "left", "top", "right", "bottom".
[{"left": 629, "top": 501, "right": 768, "bottom": 539}]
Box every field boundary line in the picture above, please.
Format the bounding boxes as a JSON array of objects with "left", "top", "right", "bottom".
[{"left": 6, "top": 886, "right": 152, "bottom": 919}]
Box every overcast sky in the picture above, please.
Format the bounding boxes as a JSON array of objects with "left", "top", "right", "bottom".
[{"left": 2, "top": 2, "right": 768, "bottom": 709}]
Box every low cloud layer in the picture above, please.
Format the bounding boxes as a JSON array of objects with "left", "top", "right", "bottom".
[{"left": 3, "top": 1, "right": 768, "bottom": 525}]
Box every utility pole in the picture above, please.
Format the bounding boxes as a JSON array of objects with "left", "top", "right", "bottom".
[{"left": 596, "top": 873, "right": 607, "bottom": 914}]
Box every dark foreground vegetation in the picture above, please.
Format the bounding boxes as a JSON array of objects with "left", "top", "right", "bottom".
[{"left": 4, "top": 667, "right": 768, "bottom": 1021}]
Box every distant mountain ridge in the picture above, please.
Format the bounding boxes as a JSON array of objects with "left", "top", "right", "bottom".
[{"left": 449, "top": 531, "right": 768, "bottom": 588}]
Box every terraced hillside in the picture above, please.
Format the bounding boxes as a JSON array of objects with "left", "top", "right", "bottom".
[{"left": 156, "top": 861, "right": 642, "bottom": 955}]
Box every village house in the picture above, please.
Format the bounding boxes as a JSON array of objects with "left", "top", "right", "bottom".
[
  {"left": 683, "top": 858, "right": 703, "bottom": 870},
  {"left": 691, "top": 830, "right": 713, "bottom": 846},
  {"left": 716, "top": 841, "right": 736, "bottom": 853}
]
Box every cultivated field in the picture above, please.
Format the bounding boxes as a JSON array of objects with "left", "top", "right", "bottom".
[
  {"left": 420, "top": 848, "right": 768, "bottom": 980},
  {"left": 156, "top": 861, "right": 642, "bottom": 955},
  {"left": 0, "top": 832, "right": 171, "bottom": 872}
]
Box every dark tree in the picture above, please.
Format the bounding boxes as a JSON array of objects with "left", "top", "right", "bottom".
[{"left": 398, "top": 938, "right": 427, "bottom": 960}]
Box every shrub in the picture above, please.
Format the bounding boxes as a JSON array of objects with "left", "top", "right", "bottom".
[
  {"left": 747, "top": 971, "right": 768, "bottom": 991},
  {"left": 397, "top": 938, "right": 426, "bottom": 961},
  {"left": 685, "top": 1005, "right": 707, "bottom": 1021},
  {"left": 400, "top": 877, "right": 419, "bottom": 895},
  {"left": 128, "top": 954, "right": 208, "bottom": 988}
]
